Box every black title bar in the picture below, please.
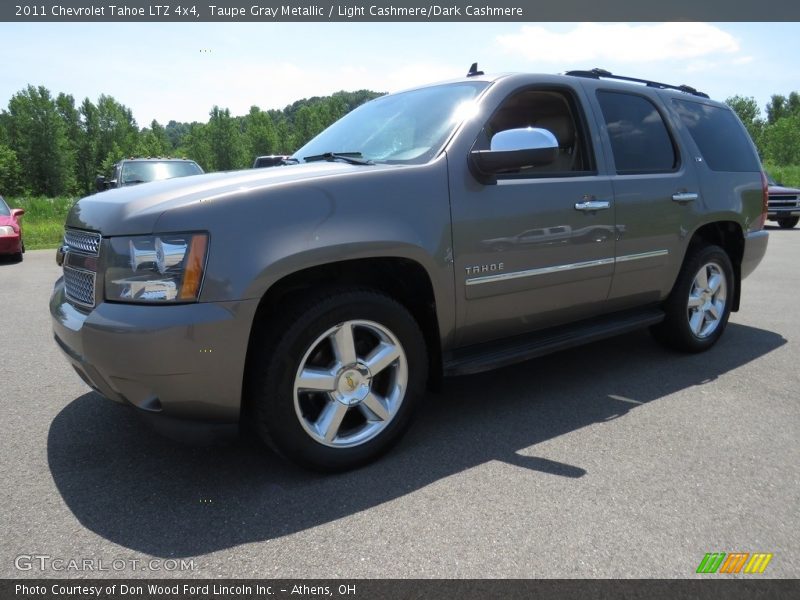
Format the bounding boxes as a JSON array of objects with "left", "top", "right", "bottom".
[
  {"left": 4, "top": 580, "right": 800, "bottom": 600},
  {"left": 4, "top": 0, "right": 800, "bottom": 22}
]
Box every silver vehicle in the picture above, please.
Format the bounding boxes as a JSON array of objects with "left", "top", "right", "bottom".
[
  {"left": 51, "top": 68, "right": 769, "bottom": 471},
  {"left": 95, "top": 158, "right": 204, "bottom": 191}
]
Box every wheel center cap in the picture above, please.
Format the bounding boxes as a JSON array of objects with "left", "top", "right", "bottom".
[{"left": 334, "top": 365, "right": 371, "bottom": 406}]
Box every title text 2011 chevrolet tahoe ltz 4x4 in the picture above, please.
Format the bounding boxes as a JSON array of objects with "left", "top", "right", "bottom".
[{"left": 51, "top": 69, "right": 769, "bottom": 471}]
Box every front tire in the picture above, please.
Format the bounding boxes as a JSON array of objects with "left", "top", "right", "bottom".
[
  {"left": 777, "top": 216, "right": 799, "bottom": 229},
  {"left": 249, "top": 289, "right": 427, "bottom": 471},
  {"left": 652, "top": 244, "right": 734, "bottom": 353}
]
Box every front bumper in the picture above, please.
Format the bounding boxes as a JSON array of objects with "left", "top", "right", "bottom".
[
  {"left": 50, "top": 279, "right": 260, "bottom": 434},
  {"left": 741, "top": 230, "right": 769, "bottom": 281},
  {"left": 0, "top": 233, "right": 21, "bottom": 255},
  {"left": 767, "top": 208, "right": 800, "bottom": 218}
]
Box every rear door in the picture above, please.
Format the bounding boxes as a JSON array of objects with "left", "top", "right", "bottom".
[{"left": 585, "top": 85, "right": 703, "bottom": 311}]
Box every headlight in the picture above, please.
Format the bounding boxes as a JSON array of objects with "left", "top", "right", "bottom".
[
  {"left": 105, "top": 233, "right": 208, "bottom": 303},
  {"left": 0, "top": 226, "right": 16, "bottom": 236}
]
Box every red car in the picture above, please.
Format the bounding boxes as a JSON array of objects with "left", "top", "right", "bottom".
[{"left": 0, "top": 195, "right": 25, "bottom": 262}]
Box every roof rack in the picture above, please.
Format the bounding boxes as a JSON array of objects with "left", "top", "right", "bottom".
[{"left": 565, "top": 68, "right": 709, "bottom": 99}]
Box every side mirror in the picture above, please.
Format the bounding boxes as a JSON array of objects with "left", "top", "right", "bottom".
[
  {"left": 95, "top": 175, "right": 107, "bottom": 192},
  {"left": 469, "top": 127, "right": 558, "bottom": 183},
  {"left": 11, "top": 208, "right": 24, "bottom": 218}
]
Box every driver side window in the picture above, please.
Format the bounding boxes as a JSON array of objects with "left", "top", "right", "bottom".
[{"left": 478, "top": 88, "right": 595, "bottom": 176}]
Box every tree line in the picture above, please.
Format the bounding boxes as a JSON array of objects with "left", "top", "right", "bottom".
[
  {"left": 726, "top": 92, "right": 800, "bottom": 166},
  {"left": 2, "top": 83, "right": 799, "bottom": 198},
  {"left": 0, "top": 85, "right": 381, "bottom": 197}
]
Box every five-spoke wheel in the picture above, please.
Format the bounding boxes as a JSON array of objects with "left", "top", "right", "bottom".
[
  {"left": 652, "top": 244, "right": 734, "bottom": 353},
  {"left": 250, "top": 290, "right": 427, "bottom": 471},
  {"left": 686, "top": 262, "right": 727, "bottom": 339},
  {"left": 294, "top": 320, "right": 408, "bottom": 448}
]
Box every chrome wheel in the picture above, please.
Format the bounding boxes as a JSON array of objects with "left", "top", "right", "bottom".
[
  {"left": 293, "top": 319, "right": 408, "bottom": 448},
  {"left": 687, "top": 262, "right": 727, "bottom": 339}
]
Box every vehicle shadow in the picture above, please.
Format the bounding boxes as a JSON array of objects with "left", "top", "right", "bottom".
[
  {"left": 0, "top": 256, "right": 23, "bottom": 266},
  {"left": 47, "top": 323, "right": 785, "bottom": 558}
]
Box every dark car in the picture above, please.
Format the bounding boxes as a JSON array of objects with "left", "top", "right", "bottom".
[
  {"left": 0, "top": 195, "right": 24, "bottom": 262},
  {"left": 252, "top": 155, "right": 294, "bottom": 168},
  {"left": 96, "top": 158, "right": 204, "bottom": 191},
  {"left": 766, "top": 172, "right": 800, "bottom": 229}
]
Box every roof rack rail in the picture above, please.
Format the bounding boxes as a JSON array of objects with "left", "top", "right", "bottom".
[{"left": 565, "top": 68, "right": 709, "bottom": 99}]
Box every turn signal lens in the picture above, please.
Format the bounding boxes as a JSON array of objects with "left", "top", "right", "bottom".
[{"left": 179, "top": 234, "right": 208, "bottom": 300}]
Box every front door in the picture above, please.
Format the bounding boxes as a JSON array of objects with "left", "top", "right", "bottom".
[{"left": 449, "top": 85, "right": 617, "bottom": 346}]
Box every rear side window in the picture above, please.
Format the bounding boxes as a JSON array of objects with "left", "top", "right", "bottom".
[
  {"left": 672, "top": 99, "right": 761, "bottom": 172},
  {"left": 596, "top": 91, "right": 678, "bottom": 174}
]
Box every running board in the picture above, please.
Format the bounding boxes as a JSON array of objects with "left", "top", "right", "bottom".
[{"left": 443, "top": 307, "right": 665, "bottom": 377}]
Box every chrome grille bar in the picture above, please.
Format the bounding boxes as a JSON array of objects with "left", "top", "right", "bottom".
[
  {"left": 64, "top": 228, "right": 102, "bottom": 255},
  {"left": 63, "top": 266, "right": 96, "bottom": 307}
]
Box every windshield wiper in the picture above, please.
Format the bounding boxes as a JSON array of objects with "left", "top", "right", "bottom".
[{"left": 301, "top": 152, "right": 373, "bottom": 166}]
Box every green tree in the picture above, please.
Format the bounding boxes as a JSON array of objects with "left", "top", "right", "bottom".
[
  {"left": 294, "top": 105, "right": 325, "bottom": 147},
  {"left": 55, "top": 93, "right": 81, "bottom": 193},
  {"left": 207, "top": 106, "right": 246, "bottom": 170},
  {"left": 95, "top": 94, "right": 139, "bottom": 165},
  {"left": 136, "top": 119, "right": 172, "bottom": 157},
  {"left": 78, "top": 98, "right": 100, "bottom": 193},
  {"left": 762, "top": 115, "right": 800, "bottom": 165},
  {"left": 177, "top": 122, "right": 213, "bottom": 171},
  {"left": 244, "top": 106, "right": 278, "bottom": 160},
  {"left": 6, "top": 85, "right": 75, "bottom": 196},
  {"left": 725, "top": 95, "right": 764, "bottom": 150},
  {"left": 165, "top": 120, "right": 190, "bottom": 150},
  {"left": 0, "top": 143, "right": 24, "bottom": 195},
  {"left": 766, "top": 92, "right": 800, "bottom": 124}
]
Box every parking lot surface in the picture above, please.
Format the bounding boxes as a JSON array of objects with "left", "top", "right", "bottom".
[{"left": 1, "top": 228, "right": 797, "bottom": 578}]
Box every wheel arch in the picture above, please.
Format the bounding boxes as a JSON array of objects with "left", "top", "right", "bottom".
[
  {"left": 686, "top": 220, "right": 745, "bottom": 311},
  {"left": 243, "top": 256, "right": 444, "bottom": 413}
]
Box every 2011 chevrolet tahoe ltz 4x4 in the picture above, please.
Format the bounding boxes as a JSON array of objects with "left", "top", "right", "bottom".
[{"left": 51, "top": 68, "right": 769, "bottom": 471}]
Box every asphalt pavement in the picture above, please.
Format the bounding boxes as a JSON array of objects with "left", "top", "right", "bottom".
[{"left": 0, "top": 228, "right": 797, "bottom": 578}]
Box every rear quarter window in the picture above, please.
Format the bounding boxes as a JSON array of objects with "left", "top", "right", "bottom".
[{"left": 672, "top": 99, "right": 761, "bottom": 172}]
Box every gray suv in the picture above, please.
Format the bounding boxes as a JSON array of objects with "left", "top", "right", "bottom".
[{"left": 51, "top": 68, "right": 769, "bottom": 471}]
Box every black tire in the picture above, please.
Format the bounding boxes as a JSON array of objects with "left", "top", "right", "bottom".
[
  {"left": 651, "top": 244, "right": 734, "bottom": 353},
  {"left": 248, "top": 289, "right": 428, "bottom": 472},
  {"left": 777, "top": 216, "right": 799, "bottom": 229}
]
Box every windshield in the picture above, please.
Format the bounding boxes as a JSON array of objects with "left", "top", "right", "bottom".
[
  {"left": 120, "top": 161, "right": 203, "bottom": 185},
  {"left": 0, "top": 196, "right": 9, "bottom": 216},
  {"left": 766, "top": 172, "right": 777, "bottom": 186},
  {"left": 294, "top": 81, "right": 489, "bottom": 165}
]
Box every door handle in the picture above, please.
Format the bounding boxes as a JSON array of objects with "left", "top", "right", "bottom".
[
  {"left": 672, "top": 192, "right": 698, "bottom": 203},
  {"left": 575, "top": 200, "right": 611, "bottom": 211}
]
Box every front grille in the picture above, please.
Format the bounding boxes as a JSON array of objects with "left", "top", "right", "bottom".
[
  {"left": 64, "top": 228, "right": 102, "bottom": 255},
  {"left": 63, "top": 266, "right": 96, "bottom": 307}
]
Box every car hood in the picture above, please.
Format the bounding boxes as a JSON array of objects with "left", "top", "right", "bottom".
[
  {"left": 768, "top": 184, "right": 800, "bottom": 195},
  {"left": 66, "top": 162, "right": 396, "bottom": 236}
]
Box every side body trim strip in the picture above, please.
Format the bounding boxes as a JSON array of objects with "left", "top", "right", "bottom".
[{"left": 465, "top": 249, "right": 669, "bottom": 286}]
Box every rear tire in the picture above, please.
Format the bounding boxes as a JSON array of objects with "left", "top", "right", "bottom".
[
  {"left": 12, "top": 238, "right": 23, "bottom": 262},
  {"left": 248, "top": 289, "right": 427, "bottom": 472},
  {"left": 651, "top": 244, "right": 734, "bottom": 353},
  {"left": 777, "top": 216, "right": 799, "bottom": 229}
]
